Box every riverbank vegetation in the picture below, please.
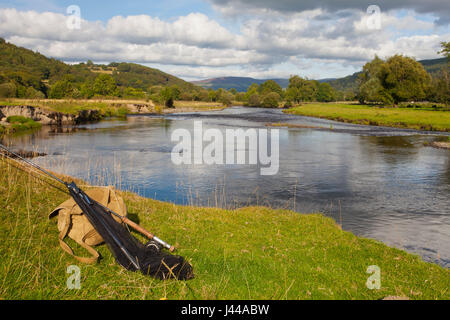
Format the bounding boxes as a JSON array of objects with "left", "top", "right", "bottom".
[
  {"left": 0, "top": 39, "right": 234, "bottom": 109},
  {"left": 0, "top": 158, "right": 449, "bottom": 299},
  {"left": 6, "top": 115, "right": 42, "bottom": 131},
  {"left": 1, "top": 38, "right": 449, "bottom": 133},
  {"left": 237, "top": 43, "right": 449, "bottom": 108},
  {"left": 0, "top": 116, "right": 42, "bottom": 135},
  {"left": 285, "top": 103, "right": 450, "bottom": 132}
]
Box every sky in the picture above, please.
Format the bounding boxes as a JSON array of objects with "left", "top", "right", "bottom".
[{"left": 0, "top": 0, "right": 449, "bottom": 81}]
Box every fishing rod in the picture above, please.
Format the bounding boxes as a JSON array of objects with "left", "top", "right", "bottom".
[
  {"left": 0, "top": 144, "right": 175, "bottom": 252},
  {"left": 67, "top": 181, "right": 140, "bottom": 270}
]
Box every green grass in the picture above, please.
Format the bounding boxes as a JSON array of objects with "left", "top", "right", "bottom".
[
  {"left": 6, "top": 116, "right": 42, "bottom": 132},
  {"left": 285, "top": 103, "right": 450, "bottom": 132},
  {"left": 0, "top": 158, "right": 448, "bottom": 300},
  {"left": 0, "top": 99, "right": 132, "bottom": 118},
  {"left": 0, "top": 99, "right": 225, "bottom": 118}
]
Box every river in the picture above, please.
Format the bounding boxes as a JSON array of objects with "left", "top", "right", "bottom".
[{"left": 4, "top": 107, "right": 450, "bottom": 267}]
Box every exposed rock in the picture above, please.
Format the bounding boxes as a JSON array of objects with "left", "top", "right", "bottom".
[
  {"left": 0, "top": 148, "right": 47, "bottom": 159},
  {"left": 75, "top": 109, "right": 101, "bottom": 124},
  {"left": 431, "top": 141, "right": 450, "bottom": 150},
  {"left": 0, "top": 105, "right": 75, "bottom": 125},
  {"left": 0, "top": 105, "right": 101, "bottom": 125},
  {"left": 126, "top": 103, "right": 154, "bottom": 114}
]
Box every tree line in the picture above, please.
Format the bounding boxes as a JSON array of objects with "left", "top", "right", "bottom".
[{"left": 0, "top": 37, "right": 448, "bottom": 107}]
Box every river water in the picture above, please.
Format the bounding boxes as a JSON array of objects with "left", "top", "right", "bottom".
[{"left": 4, "top": 107, "right": 450, "bottom": 267}]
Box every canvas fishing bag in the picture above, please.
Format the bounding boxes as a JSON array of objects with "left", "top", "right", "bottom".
[{"left": 49, "top": 187, "right": 127, "bottom": 264}]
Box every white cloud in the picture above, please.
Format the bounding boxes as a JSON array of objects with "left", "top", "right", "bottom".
[
  {"left": 0, "top": 7, "right": 447, "bottom": 80},
  {"left": 209, "top": 0, "right": 450, "bottom": 25}
]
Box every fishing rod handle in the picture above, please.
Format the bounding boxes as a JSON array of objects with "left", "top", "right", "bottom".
[{"left": 121, "top": 216, "right": 175, "bottom": 252}]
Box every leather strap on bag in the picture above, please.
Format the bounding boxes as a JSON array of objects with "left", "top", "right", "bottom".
[{"left": 58, "top": 206, "right": 99, "bottom": 264}]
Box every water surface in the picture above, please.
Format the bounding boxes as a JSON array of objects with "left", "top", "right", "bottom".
[{"left": 4, "top": 107, "right": 450, "bottom": 267}]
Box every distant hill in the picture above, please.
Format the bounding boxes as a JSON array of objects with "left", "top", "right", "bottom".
[
  {"left": 192, "top": 58, "right": 448, "bottom": 93},
  {"left": 192, "top": 77, "right": 289, "bottom": 92},
  {"left": 0, "top": 38, "right": 197, "bottom": 97}
]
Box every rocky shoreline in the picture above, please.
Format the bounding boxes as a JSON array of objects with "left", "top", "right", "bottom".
[
  {"left": 431, "top": 141, "right": 450, "bottom": 150},
  {"left": 0, "top": 105, "right": 102, "bottom": 126},
  {"left": 0, "top": 148, "right": 47, "bottom": 158}
]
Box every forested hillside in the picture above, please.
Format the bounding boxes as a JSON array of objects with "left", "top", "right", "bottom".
[
  {"left": 0, "top": 38, "right": 197, "bottom": 99},
  {"left": 193, "top": 58, "right": 448, "bottom": 95}
]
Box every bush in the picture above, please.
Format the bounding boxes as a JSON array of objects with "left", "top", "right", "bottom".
[
  {"left": 262, "top": 92, "right": 281, "bottom": 108},
  {"left": 122, "top": 87, "right": 146, "bottom": 99},
  {"left": 48, "top": 80, "right": 74, "bottom": 99},
  {"left": 6, "top": 116, "right": 42, "bottom": 132},
  {"left": 0, "top": 83, "right": 17, "bottom": 98},
  {"left": 283, "top": 100, "right": 294, "bottom": 108},
  {"left": 25, "top": 87, "right": 45, "bottom": 99},
  {"left": 247, "top": 94, "right": 261, "bottom": 107},
  {"left": 219, "top": 92, "right": 234, "bottom": 107}
]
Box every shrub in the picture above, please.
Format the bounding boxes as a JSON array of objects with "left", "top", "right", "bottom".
[
  {"left": 25, "top": 87, "right": 45, "bottom": 99},
  {"left": 262, "top": 92, "right": 281, "bottom": 108},
  {"left": 247, "top": 94, "right": 261, "bottom": 107},
  {"left": 0, "top": 83, "right": 17, "bottom": 98},
  {"left": 6, "top": 116, "right": 42, "bottom": 132}
]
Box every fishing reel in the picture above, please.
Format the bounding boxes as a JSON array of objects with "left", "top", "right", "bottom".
[{"left": 145, "top": 240, "right": 163, "bottom": 253}]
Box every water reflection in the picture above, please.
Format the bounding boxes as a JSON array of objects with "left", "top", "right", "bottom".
[{"left": 4, "top": 108, "right": 450, "bottom": 267}]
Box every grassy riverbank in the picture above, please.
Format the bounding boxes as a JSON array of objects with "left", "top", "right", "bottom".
[
  {"left": 0, "top": 158, "right": 448, "bottom": 300},
  {"left": 285, "top": 103, "right": 450, "bottom": 132},
  {"left": 0, "top": 99, "right": 225, "bottom": 116}
]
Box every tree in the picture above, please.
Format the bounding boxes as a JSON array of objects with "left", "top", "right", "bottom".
[
  {"left": 247, "top": 94, "right": 261, "bottom": 107},
  {"left": 429, "top": 68, "right": 449, "bottom": 104},
  {"left": 0, "top": 83, "right": 17, "bottom": 98},
  {"left": 439, "top": 41, "right": 450, "bottom": 61},
  {"left": 317, "top": 83, "right": 336, "bottom": 102},
  {"left": 380, "top": 55, "right": 430, "bottom": 104},
  {"left": 358, "top": 56, "right": 389, "bottom": 104},
  {"left": 429, "top": 42, "right": 450, "bottom": 104},
  {"left": 286, "top": 76, "right": 317, "bottom": 102},
  {"left": 80, "top": 81, "right": 94, "bottom": 98},
  {"left": 219, "top": 91, "right": 234, "bottom": 107},
  {"left": 262, "top": 92, "right": 281, "bottom": 108},
  {"left": 48, "top": 79, "right": 74, "bottom": 99},
  {"left": 359, "top": 77, "right": 392, "bottom": 104},
  {"left": 208, "top": 89, "right": 217, "bottom": 102},
  {"left": 160, "top": 87, "right": 178, "bottom": 108},
  {"left": 260, "top": 80, "right": 283, "bottom": 96},
  {"left": 25, "top": 87, "right": 45, "bottom": 99},
  {"left": 93, "top": 74, "right": 117, "bottom": 96},
  {"left": 358, "top": 55, "right": 430, "bottom": 105},
  {"left": 235, "top": 92, "right": 246, "bottom": 102},
  {"left": 244, "top": 83, "right": 260, "bottom": 101}
]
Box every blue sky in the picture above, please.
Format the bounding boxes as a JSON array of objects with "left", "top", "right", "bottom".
[
  {"left": 0, "top": 0, "right": 448, "bottom": 80},
  {"left": 0, "top": 0, "right": 218, "bottom": 22}
]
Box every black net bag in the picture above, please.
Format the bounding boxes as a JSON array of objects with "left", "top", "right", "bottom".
[{"left": 68, "top": 182, "right": 194, "bottom": 280}]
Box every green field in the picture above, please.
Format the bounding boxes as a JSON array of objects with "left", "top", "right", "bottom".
[
  {"left": 0, "top": 158, "right": 448, "bottom": 300},
  {"left": 285, "top": 103, "right": 450, "bottom": 132}
]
